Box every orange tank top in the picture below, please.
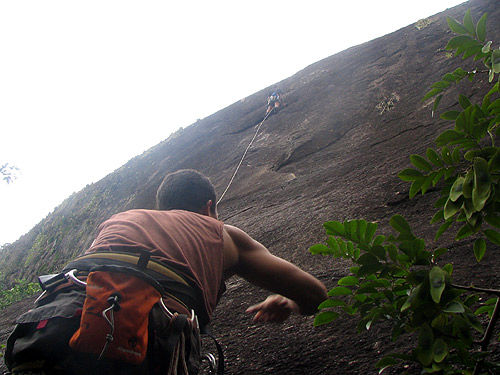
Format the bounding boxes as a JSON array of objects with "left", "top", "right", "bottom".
[{"left": 86, "top": 209, "right": 225, "bottom": 320}]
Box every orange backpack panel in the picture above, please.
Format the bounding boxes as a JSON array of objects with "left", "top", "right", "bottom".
[{"left": 69, "top": 270, "right": 161, "bottom": 364}]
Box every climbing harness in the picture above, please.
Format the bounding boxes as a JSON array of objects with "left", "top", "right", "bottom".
[
  {"left": 5, "top": 251, "right": 225, "bottom": 374},
  {"left": 217, "top": 107, "right": 275, "bottom": 205}
]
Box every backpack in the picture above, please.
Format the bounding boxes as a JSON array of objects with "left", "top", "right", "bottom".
[{"left": 4, "top": 252, "right": 223, "bottom": 375}]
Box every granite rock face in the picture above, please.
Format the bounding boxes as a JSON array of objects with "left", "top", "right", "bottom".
[{"left": 1, "top": 1, "right": 499, "bottom": 374}]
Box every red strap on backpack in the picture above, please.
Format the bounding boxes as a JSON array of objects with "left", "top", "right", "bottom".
[{"left": 69, "top": 270, "right": 161, "bottom": 364}]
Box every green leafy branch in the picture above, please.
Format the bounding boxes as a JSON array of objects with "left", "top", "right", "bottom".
[
  {"left": 311, "top": 9, "right": 499, "bottom": 375},
  {"left": 0, "top": 279, "right": 41, "bottom": 310},
  {"left": 310, "top": 217, "right": 499, "bottom": 374},
  {"left": 399, "top": 11, "right": 500, "bottom": 263},
  {"left": 423, "top": 11, "right": 500, "bottom": 116}
]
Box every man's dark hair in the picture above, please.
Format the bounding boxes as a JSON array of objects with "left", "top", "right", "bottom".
[{"left": 156, "top": 169, "right": 217, "bottom": 214}]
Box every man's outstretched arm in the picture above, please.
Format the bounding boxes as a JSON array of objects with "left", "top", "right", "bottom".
[{"left": 223, "top": 224, "right": 327, "bottom": 322}]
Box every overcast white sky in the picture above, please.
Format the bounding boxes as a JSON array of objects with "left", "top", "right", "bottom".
[{"left": 0, "top": 0, "right": 465, "bottom": 245}]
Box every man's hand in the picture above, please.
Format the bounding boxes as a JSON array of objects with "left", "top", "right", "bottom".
[{"left": 245, "top": 294, "right": 300, "bottom": 323}]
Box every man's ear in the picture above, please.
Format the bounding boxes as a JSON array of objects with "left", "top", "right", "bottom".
[{"left": 199, "top": 200, "right": 213, "bottom": 216}]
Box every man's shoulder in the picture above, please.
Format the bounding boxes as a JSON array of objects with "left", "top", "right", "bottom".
[{"left": 111, "top": 209, "right": 223, "bottom": 229}]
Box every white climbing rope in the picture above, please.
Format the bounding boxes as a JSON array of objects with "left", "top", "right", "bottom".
[{"left": 217, "top": 108, "right": 274, "bottom": 205}]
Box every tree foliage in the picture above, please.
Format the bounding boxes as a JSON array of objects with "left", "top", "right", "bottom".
[
  {"left": 311, "top": 10, "right": 499, "bottom": 375},
  {"left": 0, "top": 163, "right": 18, "bottom": 184},
  {"left": 0, "top": 277, "right": 40, "bottom": 310}
]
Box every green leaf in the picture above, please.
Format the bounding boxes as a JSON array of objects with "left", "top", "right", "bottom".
[
  {"left": 375, "top": 356, "right": 400, "bottom": 373},
  {"left": 472, "top": 157, "right": 491, "bottom": 211},
  {"left": 387, "top": 244, "right": 398, "bottom": 262},
  {"left": 429, "top": 267, "right": 446, "bottom": 303},
  {"left": 357, "top": 253, "right": 383, "bottom": 275},
  {"left": 432, "top": 314, "right": 447, "bottom": 330},
  {"left": 314, "top": 311, "right": 339, "bottom": 326},
  {"left": 451, "top": 147, "right": 461, "bottom": 163},
  {"left": 410, "top": 155, "right": 433, "bottom": 172},
  {"left": 492, "top": 49, "right": 500, "bottom": 73},
  {"left": 462, "top": 44, "right": 483, "bottom": 60},
  {"left": 430, "top": 209, "right": 444, "bottom": 224},
  {"left": 346, "top": 240, "right": 355, "bottom": 256},
  {"left": 422, "top": 175, "right": 434, "bottom": 195},
  {"left": 431, "top": 81, "right": 450, "bottom": 90},
  {"left": 357, "top": 220, "right": 367, "bottom": 243},
  {"left": 489, "top": 150, "right": 500, "bottom": 173},
  {"left": 309, "top": 244, "right": 332, "bottom": 255},
  {"left": 484, "top": 229, "right": 500, "bottom": 245},
  {"left": 446, "top": 35, "right": 476, "bottom": 55},
  {"left": 417, "top": 324, "right": 434, "bottom": 366},
  {"left": 410, "top": 178, "right": 425, "bottom": 198},
  {"left": 343, "top": 305, "right": 357, "bottom": 315},
  {"left": 398, "top": 168, "right": 423, "bottom": 181},
  {"left": 463, "top": 169, "right": 473, "bottom": 198},
  {"left": 436, "top": 130, "right": 466, "bottom": 147},
  {"left": 399, "top": 238, "right": 424, "bottom": 259},
  {"left": 370, "top": 245, "right": 386, "bottom": 260},
  {"left": 452, "top": 67, "right": 468, "bottom": 79},
  {"left": 446, "top": 17, "right": 469, "bottom": 35},
  {"left": 318, "top": 299, "right": 345, "bottom": 309},
  {"left": 432, "top": 169, "right": 445, "bottom": 186},
  {"left": 456, "top": 223, "right": 474, "bottom": 240},
  {"left": 462, "top": 9, "right": 475, "bottom": 36},
  {"left": 423, "top": 88, "right": 442, "bottom": 102},
  {"left": 426, "top": 148, "right": 444, "bottom": 166},
  {"left": 354, "top": 294, "right": 368, "bottom": 303},
  {"left": 365, "top": 222, "right": 377, "bottom": 244},
  {"left": 324, "top": 221, "right": 344, "bottom": 236},
  {"left": 482, "top": 41, "right": 492, "bottom": 53},
  {"left": 444, "top": 198, "right": 461, "bottom": 220},
  {"left": 390, "top": 215, "right": 412, "bottom": 235},
  {"left": 373, "top": 235, "right": 385, "bottom": 246},
  {"left": 357, "top": 253, "right": 380, "bottom": 266},
  {"left": 465, "top": 147, "right": 497, "bottom": 162},
  {"left": 327, "top": 236, "right": 341, "bottom": 257},
  {"left": 443, "top": 301, "right": 465, "bottom": 313},
  {"left": 459, "top": 94, "right": 473, "bottom": 109},
  {"left": 484, "top": 214, "right": 500, "bottom": 229},
  {"left": 348, "top": 220, "right": 359, "bottom": 242},
  {"left": 455, "top": 111, "right": 467, "bottom": 132},
  {"left": 483, "top": 81, "right": 499, "bottom": 109},
  {"left": 449, "top": 177, "right": 465, "bottom": 201},
  {"left": 435, "top": 220, "right": 452, "bottom": 240},
  {"left": 442, "top": 73, "right": 456, "bottom": 82},
  {"left": 432, "top": 95, "right": 443, "bottom": 117},
  {"left": 339, "top": 240, "right": 348, "bottom": 255},
  {"left": 476, "top": 13, "right": 487, "bottom": 42},
  {"left": 475, "top": 305, "right": 493, "bottom": 316},
  {"left": 435, "top": 195, "right": 448, "bottom": 208},
  {"left": 401, "top": 284, "right": 422, "bottom": 312},
  {"left": 441, "top": 147, "right": 453, "bottom": 165},
  {"left": 462, "top": 198, "right": 475, "bottom": 220},
  {"left": 440, "top": 110, "right": 461, "bottom": 121},
  {"left": 433, "top": 247, "right": 448, "bottom": 260},
  {"left": 443, "top": 263, "right": 453, "bottom": 276},
  {"left": 338, "top": 276, "right": 359, "bottom": 286},
  {"left": 400, "top": 297, "right": 412, "bottom": 312},
  {"left": 432, "top": 339, "right": 448, "bottom": 363},
  {"left": 473, "top": 238, "right": 486, "bottom": 262},
  {"left": 328, "top": 286, "right": 352, "bottom": 296}
]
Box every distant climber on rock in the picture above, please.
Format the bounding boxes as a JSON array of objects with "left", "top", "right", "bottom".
[{"left": 266, "top": 89, "right": 283, "bottom": 115}]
